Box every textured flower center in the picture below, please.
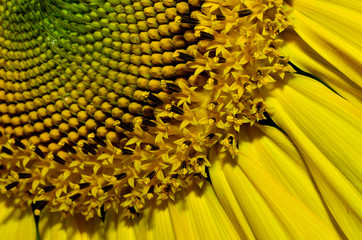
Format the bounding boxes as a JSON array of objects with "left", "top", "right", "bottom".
[{"left": 0, "top": 0, "right": 291, "bottom": 219}]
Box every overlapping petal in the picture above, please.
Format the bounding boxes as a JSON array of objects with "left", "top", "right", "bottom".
[
  {"left": 209, "top": 146, "right": 341, "bottom": 239},
  {"left": 264, "top": 74, "right": 362, "bottom": 239},
  {"left": 0, "top": 195, "right": 37, "bottom": 240},
  {"left": 105, "top": 210, "right": 138, "bottom": 240},
  {"left": 288, "top": 0, "right": 362, "bottom": 46},
  {"left": 38, "top": 209, "right": 105, "bottom": 240},
  {"left": 281, "top": 30, "right": 362, "bottom": 109},
  {"left": 167, "top": 183, "right": 241, "bottom": 239},
  {"left": 238, "top": 124, "right": 344, "bottom": 231},
  {"left": 287, "top": 0, "right": 362, "bottom": 88},
  {"left": 105, "top": 183, "right": 240, "bottom": 240}
]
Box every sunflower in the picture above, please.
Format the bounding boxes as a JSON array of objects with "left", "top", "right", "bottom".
[{"left": 0, "top": 0, "right": 361, "bottom": 239}]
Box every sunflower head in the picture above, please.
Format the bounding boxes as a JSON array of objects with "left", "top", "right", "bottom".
[{"left": 0, "top": 0, "right": 292, "bottom": 219}]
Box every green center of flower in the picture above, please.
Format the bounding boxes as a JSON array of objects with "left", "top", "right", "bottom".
[{"left": 0, "top": 0, "right": 291, "bottom": 219}]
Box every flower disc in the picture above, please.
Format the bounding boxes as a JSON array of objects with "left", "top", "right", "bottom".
[{"left": 0, "top": 0, "right": 291, "bottom": 218}]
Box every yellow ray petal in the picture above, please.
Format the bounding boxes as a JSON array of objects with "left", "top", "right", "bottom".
[
  {"left": 105, "top": 210, "right": 138, "bottom": 240},
  {"left": 112, "top": 182, "right": 241, "bottom": 240},
  {"left": 282, "top": 30, "right": 362, "bottom": 109},
  {"left": 264, "top": 75, "right": 362, "bottom": 238},
  {"left": 209, "top": 148, "right": 342, "bottom": 239},
  {"left": 0, "top": 195, "right": 37, "bottom": 240},
  {"left": 167, "top": 183, "right": 241, "bottom": 240},
  {"left": 198, "top": 161, "right": 256, "bottom": 239},
  {"left": 287, "top": 0, "right": 362, "bottom": 48},
  {"left": 137, "top": 200, "right": 176, "bottom": 240},
  {"left": 207, "top": 157, "right": 263, "bottom": 240},
  {"left": 38, "top": 209, "right": 105, "bottom": 240},
  {"left": 298, "top": 0, "right": 362, "bottom": 12},
  {"left": 238, "top": 124, "right": 344, "bottom": 234},
  {"left": 210, "top": 157, "right": 290, "bottom": 239},
  {"left": 288, "top": 4, "right": 362, "bottom": 87},
  {"left": 264, "top": 75, "right": 362, "bottom": 190}
]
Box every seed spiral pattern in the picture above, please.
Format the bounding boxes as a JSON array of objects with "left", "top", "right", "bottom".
[{"left": 0, "top": 0, "right": 292, "bottom": 219}]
